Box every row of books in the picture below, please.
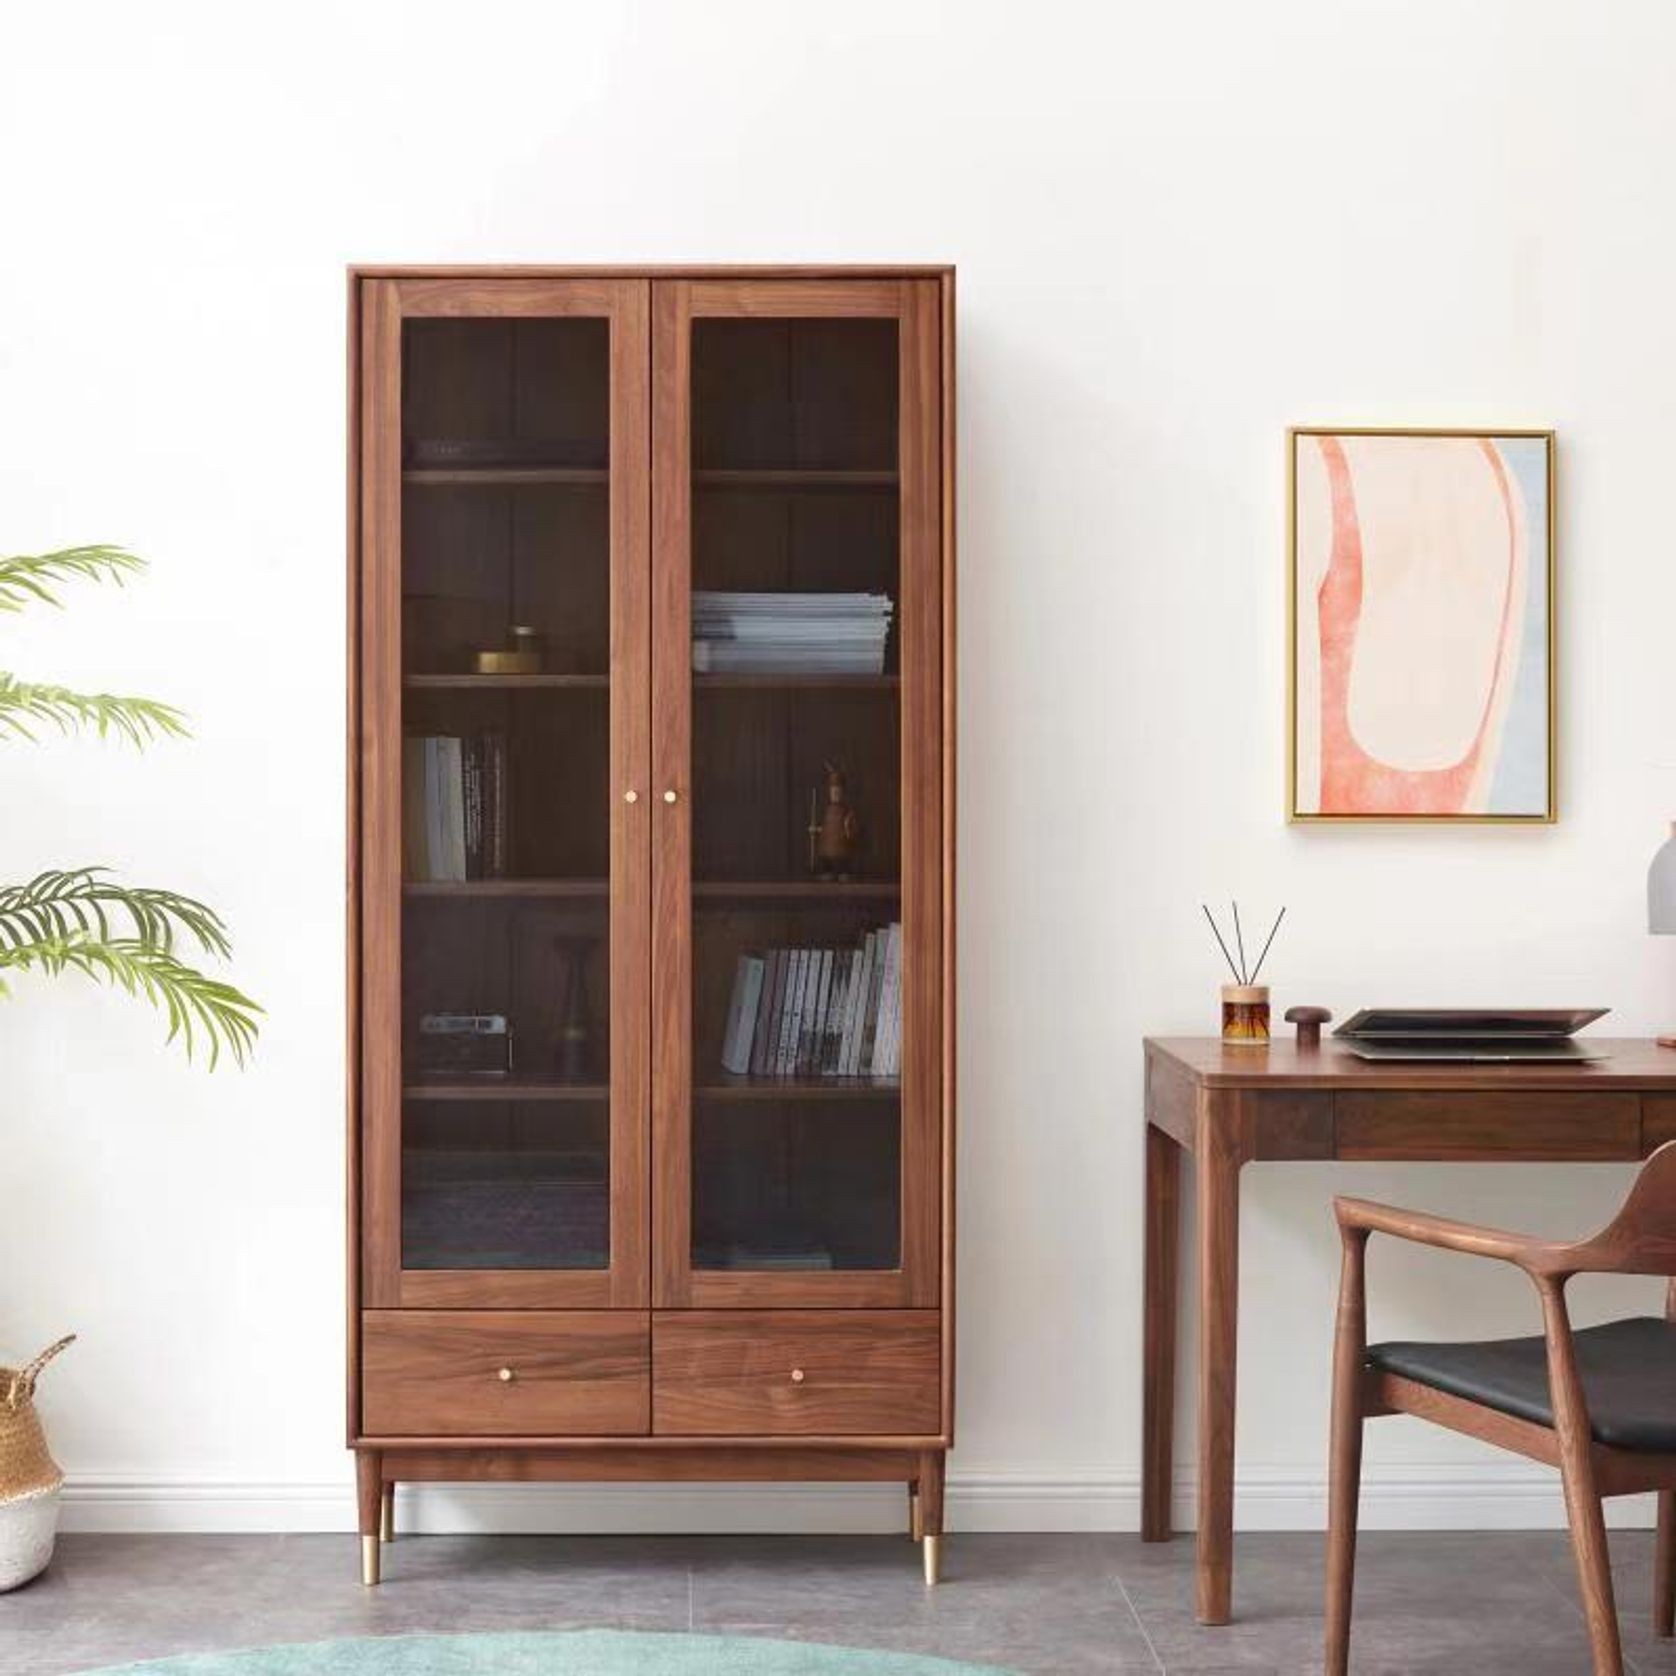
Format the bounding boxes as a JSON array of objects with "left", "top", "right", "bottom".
[
  {"left": 692, "top": 591, "right": 894, "bottom": 675},
  {"left": 403, "top": 734, "right": 509, "bottom": 882},
  {"left": 720, "top": 924, "right": 903, "bottom": 1079}
]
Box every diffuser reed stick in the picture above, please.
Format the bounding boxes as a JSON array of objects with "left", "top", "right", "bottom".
[
  {"left": 1248, "top": 906, "right": 1287, "bottom": 985},
  {"left": 1202, "top": 902, "right": 1287, "bottom": 984},
  {"left": 1201, "top": 904, "right": 1242, "bottom": 983}
]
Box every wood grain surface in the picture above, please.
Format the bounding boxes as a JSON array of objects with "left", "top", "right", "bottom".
[
  {"left": 381, "top": 1444, "right": 921, "bottom": 1481},
  {"left": 349, "top": 268, "right": 956, "bottom": 1495},
  {"left": 1148, "top": 1036, "right": 1676, "bottom": 1090},
  {"left": 363, "top": 1310, "right": 649, "bottom": 1437},
  {"left": 653, "top": 1310, "right": 939, "bottom": 1436}
]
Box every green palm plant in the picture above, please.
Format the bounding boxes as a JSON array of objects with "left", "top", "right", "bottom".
[{"left": 0, "top": 546, "right": 260, "bottom": 1066}]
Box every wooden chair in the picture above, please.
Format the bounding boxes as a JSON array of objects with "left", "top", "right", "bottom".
[{"left": 1326, "top": 1140, "right": 1676, "bottom": 1675}]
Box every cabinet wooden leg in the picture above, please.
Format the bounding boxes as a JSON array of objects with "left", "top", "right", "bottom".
[
  {"left": 1141, "top": 1119, "right": 1181, "bottom": 1543},
  {"left": 918, "top": 1450, "right": 945, "bottom": 1585},
  {"left": 356, "top": 1450, "right": 383, "bottom": 1586},
  {"left": 380, "top": 1483, "right": 395, "bottom": 1544},
  {"left": 909, "top": 1482, "right": 923, "bottom": 1541}
]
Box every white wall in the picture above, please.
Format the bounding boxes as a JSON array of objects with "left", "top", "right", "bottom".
[{"left": 4, "top": 0, "right": 1675, "bottom": 1534}]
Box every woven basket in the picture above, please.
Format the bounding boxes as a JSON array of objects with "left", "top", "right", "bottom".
[{"left": 0, "top": 1336, "right": 73, "bottom": 1591}]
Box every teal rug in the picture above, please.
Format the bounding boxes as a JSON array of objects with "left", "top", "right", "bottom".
[{"left": 80, "top": 1631, "right": 1016, "bottom": 1675}]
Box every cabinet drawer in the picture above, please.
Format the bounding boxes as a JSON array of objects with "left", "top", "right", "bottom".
[
  {"left": 653, "top": 1311, "right": 940, "bottom": 1437},
  {"left": 1335, "top": 1091, "right": 1640, "bottom": 1161},
  {"left": 362, "top": 1311, "right": 648, "bottom": 1437}
]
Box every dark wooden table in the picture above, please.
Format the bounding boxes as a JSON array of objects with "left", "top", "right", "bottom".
[{"left": 1142, "top": 1035, "right": 1676, "bottom": 1625}]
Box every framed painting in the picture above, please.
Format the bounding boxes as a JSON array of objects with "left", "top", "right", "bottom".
[{"left": 1288, "top": 427, "right": 1555, "bottom": 823}]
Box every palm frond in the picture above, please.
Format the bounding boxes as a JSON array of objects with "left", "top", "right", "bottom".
[
  {"left": 0, "top": 869, "right": 234, "bottom": 959},
  {"left": 0, "top": 933, "right": 261, "bottom": 1069},
  {"left": 0, "top": 547, "right": 145, "bottom": 613},
  {"left": 0, "top": 674, "right": 188, "bottom": 746}
]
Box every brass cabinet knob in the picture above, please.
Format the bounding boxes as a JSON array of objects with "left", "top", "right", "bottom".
[
  {"left": 497, "top": 1367, "right": 515, "bottom": 1383},
  {"left": 789, "top": 1368, "right": 806, "bottom": 1384},
  {"left": 663, "top": 789, "right": 679, "bottom": 804},
  {"left": 623, "top": 789, "right": 639, "bottom": 804}
]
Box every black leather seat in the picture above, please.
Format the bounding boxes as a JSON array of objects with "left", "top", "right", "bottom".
[{"left": 1367, "top": 1316, "right": 1676, "bottom": 1452}]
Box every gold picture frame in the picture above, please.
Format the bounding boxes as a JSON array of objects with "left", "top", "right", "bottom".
[{"left": 1286, "top": 426, "right": 1557, "bottom": 825}]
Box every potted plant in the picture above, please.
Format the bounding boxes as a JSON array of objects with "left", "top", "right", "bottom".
[{"left": 0, "top": 545, "right": 259, "bottom": 1589}]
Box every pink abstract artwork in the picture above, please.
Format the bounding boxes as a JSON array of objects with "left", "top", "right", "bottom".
[{"left": 1291, "top": 430, "right": 1553, "bottom": 821}]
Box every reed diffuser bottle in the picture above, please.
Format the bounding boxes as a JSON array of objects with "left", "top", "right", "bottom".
[
  {"left": 1220, "top": 984, "right": 1270, "bottom": 1045},
  {"left": 1202, "top": 901, "right": 1285, "bottom": 1048}
]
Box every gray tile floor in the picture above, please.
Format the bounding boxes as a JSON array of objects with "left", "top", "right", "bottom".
[{"left": 3, "top": 1530, "right": 1674, "bottom": 1674}]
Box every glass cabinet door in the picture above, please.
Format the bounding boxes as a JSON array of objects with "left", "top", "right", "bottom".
[
  {"left": 359, "top": 278, "right": 649, "bottom": 1309},
  {"left": 651, "top": 279, "right": 944, "bottom": 1308}
]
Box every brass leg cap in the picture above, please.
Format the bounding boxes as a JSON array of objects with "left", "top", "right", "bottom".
[
  {"left": 922, "top": 1534, "right": 941, "bottom": 1586},
  {"left": 361, "top": 1533, "right": 380, "bottom": 1587}
]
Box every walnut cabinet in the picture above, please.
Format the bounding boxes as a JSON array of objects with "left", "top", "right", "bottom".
[{"left": 347, "top": 267, "right": 955, "bottom": 1583}]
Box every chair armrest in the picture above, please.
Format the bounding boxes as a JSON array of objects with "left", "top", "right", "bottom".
[{"left": 1334, "top": 1195, "right": 1554, "bottom": 1268}]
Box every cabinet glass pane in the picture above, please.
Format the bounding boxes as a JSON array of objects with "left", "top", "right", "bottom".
[
  {"left": 403, "top": 1099, "right": 608, "bottom": 1270},
  {"left": 399, "top": 317, "right": 612, "bottom": 1272},
  {"left": 688, "top": 317, "right": 903, "bottom": 1274}
]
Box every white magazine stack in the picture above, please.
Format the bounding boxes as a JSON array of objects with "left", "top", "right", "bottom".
[{"left": 692, "top": 592, "right": 893, "bottom": 675}]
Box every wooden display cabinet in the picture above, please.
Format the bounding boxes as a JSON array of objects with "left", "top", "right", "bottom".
[{"left": 348, "top": 267, "right": 955, "bottom": 1584}]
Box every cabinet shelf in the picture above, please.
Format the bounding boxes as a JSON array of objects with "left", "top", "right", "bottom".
[
  {"left": 404, "top": 466, "right": 607, "bottom": 486},
  {"left": 698, "top": 1075, "right": 901, "bottom": 1101},
  {"left": 404, "top": 879, "right": 609, "bottom": 899},
  {"left": 692, "top": 880, "right": 900, "bottom": 902},
  {"left": 405, "top": 674, "right": 608, "bottom": 690},
  {"left": 694, "top": 468, "right": 898, "bottom": 490},
  {"left": 693, "top": 673, "right": 899, "bottom": 691},
  {"left": 406, "top": 879, "right": 895, "bottom": 902},
  {"left": 404, "top": 1077, "right": 609, "bottom": 1102}
]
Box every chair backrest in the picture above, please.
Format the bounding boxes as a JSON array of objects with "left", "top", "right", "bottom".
[{"left": 1566, "top": 1139, "right": 1676, "bottom": 1281}]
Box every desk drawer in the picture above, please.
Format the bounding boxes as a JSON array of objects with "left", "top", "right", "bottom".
[
  {"left": 653, "top": 1311, "right": 940, "bottom": 1437},
  {"left": 362, "top": 1310, "right": 648, "bottom": 1437},
  {"left": 1643, "top": 1096, "right": 1676, "bottom": 1151},
  {"left": 1335, "top": 1092, "right": 1640, "bottom": 1161}
]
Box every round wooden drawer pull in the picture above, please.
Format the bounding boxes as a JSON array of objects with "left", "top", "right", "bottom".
[
  {"left": 497, "top": 1367, "right": 516, "bottom": 1383},
  {"left": 789, "top": 1368, "right": 806, "bottom": 1384}
]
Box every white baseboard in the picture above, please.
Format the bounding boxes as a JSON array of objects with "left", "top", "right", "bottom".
[{"left": 57, "top": 1465, "right": 1657, "bottom": 1535}]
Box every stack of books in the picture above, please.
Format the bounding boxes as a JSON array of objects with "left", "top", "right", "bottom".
[
  {"left": 403, "top": 734, "right": 508, "bottom": 882},
  {"left": 719, "top": 923, "right": 903, "bottom": 1080},
  {"left": 692, "top": 592, "right": 894, "bottom": 675}
]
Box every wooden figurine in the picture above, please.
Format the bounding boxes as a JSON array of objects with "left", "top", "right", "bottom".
[
  {"left": 809, "top": 763, "right": 862, "bottom": 880},
  {"left": 1286, "top": 1005, "right": 1332, "bottom": 1051}
]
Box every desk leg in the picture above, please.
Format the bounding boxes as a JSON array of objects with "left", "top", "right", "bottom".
[
  {"left": 1142, "top": 1121, "right": 1181, "bottom": 1542},
  {"left": 1196, "top": 1110, "right": 1242, "bottom": 1626}
]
